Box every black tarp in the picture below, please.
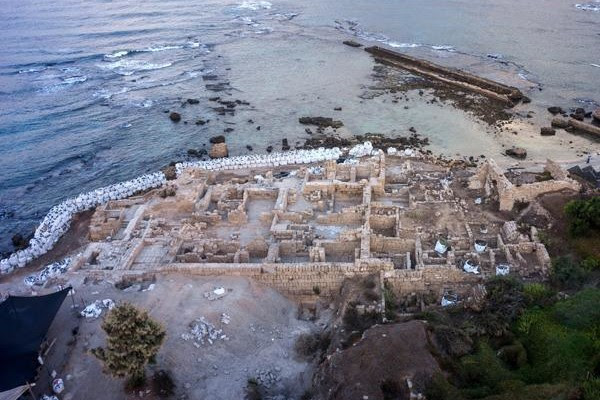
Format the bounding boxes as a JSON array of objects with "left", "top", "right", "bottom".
[{"left": 0, "top": 287, "right": 69, "bottom": 391}]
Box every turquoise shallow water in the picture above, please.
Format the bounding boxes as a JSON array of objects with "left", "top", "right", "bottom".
[{"left": 0, "top": 0, "right": 598, "bottom": 253}]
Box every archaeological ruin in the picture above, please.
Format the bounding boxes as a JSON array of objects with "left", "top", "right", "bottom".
[{"left": 23, "top": 143, "right": 576, "bottom": 308}]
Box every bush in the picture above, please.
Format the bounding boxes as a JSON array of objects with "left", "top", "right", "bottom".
[
  {"left": 553, "top": 288, "right": 600, "bottom": 331},
  {"left": 383, "top": 283, "right": 397, "bottom": 321},
  {"left": 523, "top": 283, "right": 554, "bottom": 307},
  {"left": 92, "top": 303, "right": 166, "bottom": 385},
  {"left": 497, "top": 342, "right": 528, "bottom": 369},
  {"left": 152, "top": 370, "right": 175, "bottom": 398},
  {"left": 564, "top": 197, "right": 600, "bottom": 237},
  {"left": 343, "top": 302, "right": 380, "bottom": 333},
  {"left": 458, "top": 342, "right": 513, "bottom": 396},
  {"left": 424, "top": 373, "right": 464, "bottom": 400},
  {"left": 581, "top": 256, "right": 600, "bottom": 272},
  {"left": 551, "top": 256, "right": 588, "bottom": 290},
  {"left": 294, "top": 332, "right": 330, "bottom": 358}
]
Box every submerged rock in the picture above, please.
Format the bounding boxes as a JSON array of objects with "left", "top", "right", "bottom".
[
  {"left": 298, "top": 117, "right": 344, "bottom": 129},
  {"left": 210, "top": 135, "right": 225, "bottom": 144},
  {"left": 169, "top": 112, "right": 182, "bottom": 122},
  {"left": 343, "top": 40, "right": 362, "bottom": 48},
  {"left": 547, "top": 106, "right": 563, "bottom": 115}
]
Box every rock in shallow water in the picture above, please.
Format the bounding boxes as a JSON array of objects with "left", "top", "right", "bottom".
[
  {"left": 551, "top": 118, "right": 569, "bottom": 129},
  {"left": 169, "top": 112, "right": 181, "bottom": 122},
  {"left": 209, "top": 143, "right": 228, "bottom": 159},
  {"left": 506, "top": 147, "right": 527, "bottom": 159},
  {"left": 298, "top": 116, "right": 343, "bottom": 129},
  {"left": 540, "top": 127, "right": 556, "bottom": 136}
]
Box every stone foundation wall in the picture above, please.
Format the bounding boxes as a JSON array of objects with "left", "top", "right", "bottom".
[
  {"left": 384, "top": 266, "right": 482, "bottom": 296},
  {"left": 157, "top": 261, "right": 386, "bottom": 297}
]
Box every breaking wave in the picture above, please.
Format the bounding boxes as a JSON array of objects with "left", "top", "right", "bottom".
[
  {"left": 98, "top": 59, "right": 173, "bottom": 76},
  {"left": 105, "top": 50, "right": 129, "bottom": 59},
  {"left": 237, "top": 0, "right": 272, "bottom": 10},
  {"left": 334, "top": 20, "right": 454, "bottom": 52},
  {"left": 102, "top": 41, "right": 206, "bottom": 61},
  {"left": 575, "top": 2, "right": 600, "bottom": 11}
]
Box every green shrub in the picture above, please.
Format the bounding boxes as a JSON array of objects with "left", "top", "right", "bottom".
[
  {"left": 553, "top": 289, "right": 600, "bottom": 331},
  {"left": 564, "top": 197, "right": 600, "bottom": 237},
  {"left": 294, "top": 332, "right": 330, "bottom": 358},
  {"left": 582, "top": 377, "right": 600, "bottom": 400},
  {"left": 458, "top": 342, "right": 513, "bottom": 394},
  {"left": 498, "top": 342, "right": 528, "bottom": 369},
  {"left": 581, "top": 256, "right": 600, "bottom": 272},
  {"left": 342, "top": 302, "right": 380, "bottom": 333},
  {"left": 523, "top": 283, "right": 554, "bottom": 307},
  {"left": 551, "top": 256, "right": 588, "bottom": 290},
  {"left": 424, "top": 373, "right": 464, "bottom": 400}
]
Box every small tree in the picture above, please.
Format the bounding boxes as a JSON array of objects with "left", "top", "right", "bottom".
[{"left": 92, "top": 303, "right": 166, "bottom": 387}]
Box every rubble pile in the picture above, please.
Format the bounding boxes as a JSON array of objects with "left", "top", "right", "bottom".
[
  {"left": 80, "top": 299, "right": 115, "bottom": 319},
  {"left": 204, "top": 287, "right": 227, "bottom": 301},
  {"left": 254, "top": 368, "right": 282, "bottom": 388},
  {"left": 182, "top": 316, "right": 228, "bottom": 346}
]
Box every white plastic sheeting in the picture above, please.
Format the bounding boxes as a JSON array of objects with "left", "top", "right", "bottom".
[
  {"left": 435, "top": 239, "right": 448, "bottom": 255},
  {"left": 463, "top": 259, "right": 480, "bottom": 274},
  {"left": 495, "top": 264, "right": 510, "bottom": 276},
  {"left": 474, "top": 240, "right": 487, "bottom": 253}
]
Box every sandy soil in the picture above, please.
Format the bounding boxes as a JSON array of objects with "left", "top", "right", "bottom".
[{"left": 23, "top": 274, "right": 321, "bottom": 400}]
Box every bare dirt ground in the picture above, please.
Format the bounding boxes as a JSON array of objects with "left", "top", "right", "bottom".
[
  {"left": 312, "top": 320, "right": 441, "bottom": 400},
  {"left": 24, "top": 274, "right": 321, "bottom": 400}
]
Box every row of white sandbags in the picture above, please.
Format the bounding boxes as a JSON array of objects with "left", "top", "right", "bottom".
[
  {"left": 0, "top": 172, "right": 166, "bottom": 274},
  {"left": 175, "top": 147, "right": 343, "bottom": 176}
]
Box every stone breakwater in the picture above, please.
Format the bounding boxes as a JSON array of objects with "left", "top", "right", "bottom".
[{"left": 0, "top": 146, "right": 354, "bottom": 275}]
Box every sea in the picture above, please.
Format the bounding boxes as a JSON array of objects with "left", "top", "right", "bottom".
[{"left": 0, "top": 0, "right": 599, "bottom": 253}]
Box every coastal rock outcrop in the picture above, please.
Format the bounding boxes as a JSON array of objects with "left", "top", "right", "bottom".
[{"left": 593, "top": 108, "right": 600, "bottom": 122}]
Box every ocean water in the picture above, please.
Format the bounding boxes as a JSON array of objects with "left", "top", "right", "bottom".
[{"left": 0, "top": 0, "right": 599, "bottom": 253}]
